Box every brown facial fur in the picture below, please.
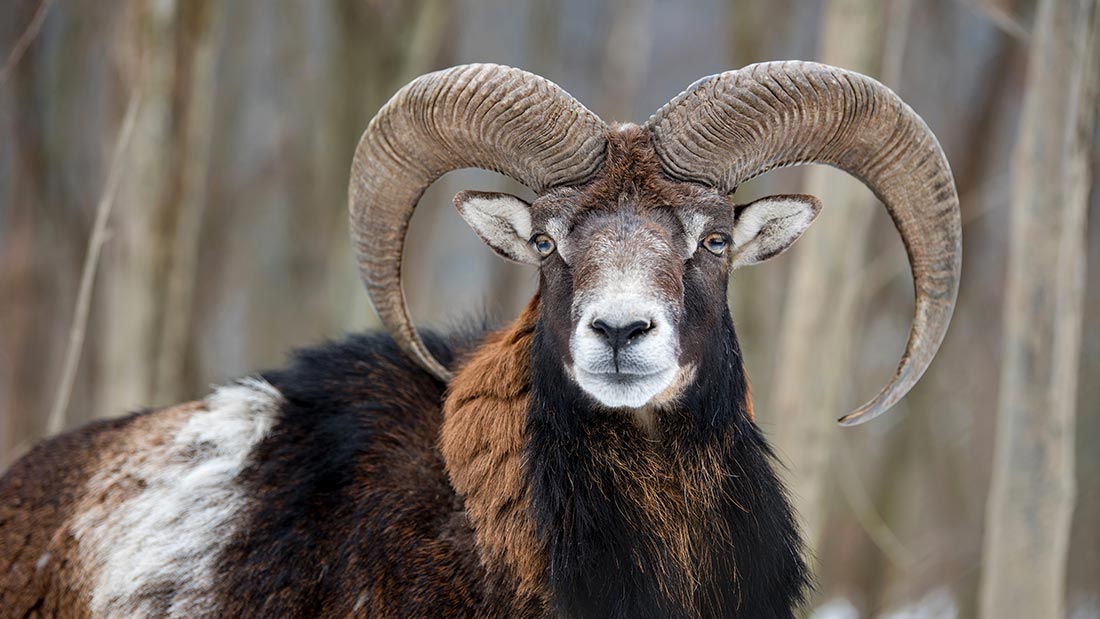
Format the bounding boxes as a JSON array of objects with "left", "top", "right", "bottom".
[
  {"left": 532, "top": 125, "right": 731, "bottom": 223},
  {"left": 571, "top": 207, "right": 685, "bottom": 300},
  {"left": 529, "top": 126, "right": 736, "bottom": 405},
  {"left": 440, "top": 296, "right": 550, "bottom": 610}
]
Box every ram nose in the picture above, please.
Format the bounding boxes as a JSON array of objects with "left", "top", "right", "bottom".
[{"left": 590, "top": 317, "right": 654, "bottom": 357}]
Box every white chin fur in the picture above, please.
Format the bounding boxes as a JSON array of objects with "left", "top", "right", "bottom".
[{"left": 572, "top": 365, "right": 680, "bottom": 409}]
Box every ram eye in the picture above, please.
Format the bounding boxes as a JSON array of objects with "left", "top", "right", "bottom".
[
  {"left": 532, "top": 234, "right": 556, "bottom": 257},
  {"left": 701, "top": 233, "right": 729, "bottom": 256}
]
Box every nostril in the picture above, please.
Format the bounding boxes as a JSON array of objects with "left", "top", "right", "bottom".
[
  {"left": 590, "top": 320, "right": 614, "bottom": 352},
  {"left": 623, "top": 319, "right": 652, "bottom": 340},
  {"left": 590, "top": 318, "right": 654, "bottom": 352},
  {"left": 590, "top": 318, "right": 612, "bottom": 339}
]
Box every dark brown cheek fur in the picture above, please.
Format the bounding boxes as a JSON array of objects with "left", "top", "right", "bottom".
[
  {"left": 680, "top": 252, "right": 756, "bottom": 422},
  {"left": 534, "top": 261, "right": 576, "bottom": 360},
  {"left": 677, "top": 252, "right": 730, "bottom": 370}
]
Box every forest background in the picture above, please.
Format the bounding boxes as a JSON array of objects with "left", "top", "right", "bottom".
[{"left": 1, "top": 0, "right": 1097, "bottom": 616}]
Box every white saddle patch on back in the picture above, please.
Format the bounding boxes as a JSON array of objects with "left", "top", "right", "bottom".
[{"left": 71, "top": 378, "right": 281, "bottom": 618}]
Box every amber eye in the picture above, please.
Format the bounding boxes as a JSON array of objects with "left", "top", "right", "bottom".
[
  {"left": 532, "top": 234, "right": 556, "bottom": 257},
  {"left": 701, "top": 233, "right": 729, "bottom": 256}
]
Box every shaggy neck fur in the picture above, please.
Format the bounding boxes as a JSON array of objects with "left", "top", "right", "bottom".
[
  {"left": 443, "top": 296, "right": 808, "bottom": 618},
  {"left": 440, "top": 297, "right": 551, "bottom": 613}
]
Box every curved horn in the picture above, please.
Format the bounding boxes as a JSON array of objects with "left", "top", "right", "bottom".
[
  {"left": 350, "top": 64, "right": 608, "bottom": 381},
  {"left": 645, "top": 61, "right": 961, "bottom": 425}
]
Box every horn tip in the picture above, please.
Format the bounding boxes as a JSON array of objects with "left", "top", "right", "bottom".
[
  {"left": 836, "top": 398, "right": 897, "bottom": 426},
  {"left": 423, "top": 357, "right": 454, "bottom": 383},
  {"left": 836, "top": 408, "right": 878, "bottom": 426}
]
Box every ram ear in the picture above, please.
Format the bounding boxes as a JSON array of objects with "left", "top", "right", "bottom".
[
  {"left": 454, "top": 190, "right": 540, "bottom": 265},
  {"left": 730, "top": 194, "right": 822, "bottom": 269}
]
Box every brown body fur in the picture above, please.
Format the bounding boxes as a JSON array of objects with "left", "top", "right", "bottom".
[{"left": 0, "top": 404, "right": 202, "bottom": 618}]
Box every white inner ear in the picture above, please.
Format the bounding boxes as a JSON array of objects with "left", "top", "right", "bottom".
[
  {"left": 454, "top": 191, "right": 540, "bottom": 265},
  {"left": 730, "top": 195, "right": 822, "bottom": 269}
]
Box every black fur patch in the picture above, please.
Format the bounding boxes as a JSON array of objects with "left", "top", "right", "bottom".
[{"left": 209, "top": 331, "right": 523, "bottom": 618}]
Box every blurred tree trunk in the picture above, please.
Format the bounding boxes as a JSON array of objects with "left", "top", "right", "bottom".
[
  {"left": 768, "top": 0, "right": 885, "bottom": 556},
  {"left": 94, "top": 0, "right": 216, "bottom": 418},
  {"left": 153, "top": 0, "right": 218, "bottom": 405},
  {"left": 1068, "top": 136, "right": 1100, "bottom": 616},
  {"left": 94, "top": 0, "right": 173, "bottom": 419},
  {"left": 978, "top": 0, "right": 1099, "bottom": 617}
]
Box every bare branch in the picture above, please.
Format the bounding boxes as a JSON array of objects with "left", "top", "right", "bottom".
[
  {"left": 0, "top": 0, "right": 55, "bottom": 87},
  {"left": 837, "top": 432, "right": 916, "bottom": 569},
  {"left": 965, "top": 0, "right": 1030, "bottom": 41},
  {"left": 47, "top": 93, "right": 142, "bottom": 436}
]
